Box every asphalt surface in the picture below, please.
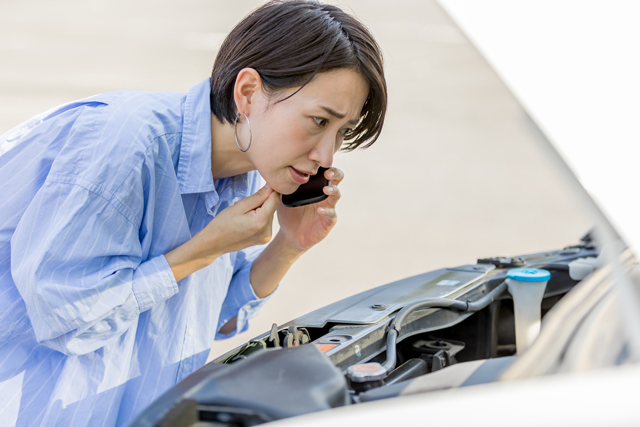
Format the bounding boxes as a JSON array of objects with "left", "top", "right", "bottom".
[{"left": 0, "top": 0, "right": 590, "bottom": 359}]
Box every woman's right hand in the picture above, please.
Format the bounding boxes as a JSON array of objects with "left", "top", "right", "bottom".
[
  {"left": 204, "top": 184, "right": 281, "bottom": 254},
  {"left": 165, "top": 184, "right": 280, "bottom": 282}
]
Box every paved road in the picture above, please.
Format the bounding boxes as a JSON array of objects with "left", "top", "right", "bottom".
[{"left": 0, "top": 0, "right": 590, "bottom": 359}]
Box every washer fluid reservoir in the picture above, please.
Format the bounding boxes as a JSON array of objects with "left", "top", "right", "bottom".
[{"left": 506, "top": 268, "right": 550, "bottom": 354}]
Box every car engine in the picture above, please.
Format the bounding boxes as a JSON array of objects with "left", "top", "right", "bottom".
[{"left": 126, "top": 234, "right": 598, "bottom": 427}]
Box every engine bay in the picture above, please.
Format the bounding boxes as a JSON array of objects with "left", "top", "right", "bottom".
[{"left": 126, "top": 236, "right": 598, "bottom": 427}]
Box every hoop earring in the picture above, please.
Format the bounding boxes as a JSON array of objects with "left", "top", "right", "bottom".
[{"left": 234, "top": 113, "right": 252, "bottom": 152}]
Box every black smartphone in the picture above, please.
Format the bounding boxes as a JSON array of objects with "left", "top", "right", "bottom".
[{"left": 281, "top": 167, "right": 331, "bottom": 208}]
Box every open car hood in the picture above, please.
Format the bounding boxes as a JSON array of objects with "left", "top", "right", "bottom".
[{"left": 439, "top": 0, "right": 640, "bottom": 255}]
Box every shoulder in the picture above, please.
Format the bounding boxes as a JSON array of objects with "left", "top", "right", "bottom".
[
  {"left": 86, "top": 89, "right": 186, "bottom": 139},
  {"left": 86, "top": 89, "right": 188, "bottom": 167},
  {"left": 47, "top": 89, "right": 187, "bottom": 190}
]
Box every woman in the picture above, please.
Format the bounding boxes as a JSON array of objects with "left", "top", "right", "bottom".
[{"left": 0, "top": 1, "right": 386, "bottom": 426}]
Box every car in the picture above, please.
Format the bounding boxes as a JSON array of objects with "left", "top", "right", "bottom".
[{"left": 125, "top": 1, "right": 640, "bottom": 426}]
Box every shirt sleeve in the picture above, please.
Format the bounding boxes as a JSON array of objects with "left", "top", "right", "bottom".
[
  {"left": 10, "top": 180, "right": 179, "bottom": 357},
  {"left": 215, "top": 244, "right": 276, "bottom": 340}
]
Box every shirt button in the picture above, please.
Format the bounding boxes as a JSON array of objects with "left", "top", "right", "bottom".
[{"left": 188, "top": 328, "right": 193, "bottom": 336}]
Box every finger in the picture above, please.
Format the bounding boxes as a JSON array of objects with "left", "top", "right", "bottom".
[
  {"left": 235, "top": 184, "right": 273, "bottom": 212},
  {"left": 259, "top": 189, "right": 281, "bottom": 216},
  {"left": 325, "top": 167, "right": 344, "bottom": 186},
  {"left": 317, "top": 207, "right": 337, "bottom": 222},
  {"left": 323, "top": 185, "right": 341, "bottom": 207}
]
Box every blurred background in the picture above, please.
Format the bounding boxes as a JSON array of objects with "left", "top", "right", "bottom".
[{"left": 0, "top": 0, "right": 590, "bottom": 358}]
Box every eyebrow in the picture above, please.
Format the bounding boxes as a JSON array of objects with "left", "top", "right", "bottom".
[{"left": 321, "top": 106, "right": 360, "bottom": 126}]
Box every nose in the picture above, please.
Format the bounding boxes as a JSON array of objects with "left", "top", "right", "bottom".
[{"left": 308, "top": 133, "right": 335, "bottom": 168}]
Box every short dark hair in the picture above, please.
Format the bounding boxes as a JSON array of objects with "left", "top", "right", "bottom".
[{"left": 210, "top": 0, "right": 387, "bottom": 151}]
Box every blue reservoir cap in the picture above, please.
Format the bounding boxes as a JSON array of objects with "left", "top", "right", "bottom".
[{"left": 506, "top": 268, "right": 551, "bottom": 282}]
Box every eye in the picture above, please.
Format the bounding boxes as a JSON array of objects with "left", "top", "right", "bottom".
[
  {"left": 313, "top": 117, "right": 328, "bottom": 127},
  {"left": 339, "top": 128, "right": 351, "bottom": 136}
]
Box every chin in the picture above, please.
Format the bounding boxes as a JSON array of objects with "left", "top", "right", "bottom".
[
  {"left": 266, "top": 177, "right": 298, "bottom": 196},
  {"left": 278, "top": 180, "right": 300, "bottom": 196},
  {"left": 261, "top": 168, "right": 300, "bottom": 195},
  {"left": 278, "top": 184, "right": 299, "bottom": 196}
]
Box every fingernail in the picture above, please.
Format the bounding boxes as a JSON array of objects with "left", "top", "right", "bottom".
[
  {"left": 328, "top": 170, "right": 335, "bottom": 178},
  {"left": 265, "top": 183, "right": 270, "bottom": 189},
  {"left": 318, "top": 207, "right": 325, "bottom": 214},
  {"left": 326, "top": 186, "right": 334, "bottom": 193}
]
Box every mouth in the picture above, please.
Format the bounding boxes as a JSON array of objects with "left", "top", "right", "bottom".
[{"left": 289, "top": 166, "right": 313, "bottom": 184}]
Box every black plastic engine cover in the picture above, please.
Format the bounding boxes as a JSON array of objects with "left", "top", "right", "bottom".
[{"left": 125, "top": 344, "right": 350, "bottom": 427}]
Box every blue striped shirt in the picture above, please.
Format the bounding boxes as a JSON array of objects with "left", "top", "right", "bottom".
[{"left": 0, "top": 78, "right": 271, "bottom": 427}]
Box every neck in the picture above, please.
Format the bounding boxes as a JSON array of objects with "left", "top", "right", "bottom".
[{"left": 210, "top": 114, "right": 255, "bottom": 180}]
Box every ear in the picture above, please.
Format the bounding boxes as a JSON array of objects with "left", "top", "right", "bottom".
[{"left": 233, "top": 68, "right": 262, "bottom": 117}]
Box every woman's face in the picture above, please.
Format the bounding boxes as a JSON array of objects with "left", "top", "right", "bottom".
[{"left": 242, "top": 68, "right": 369, "bottom": 195}]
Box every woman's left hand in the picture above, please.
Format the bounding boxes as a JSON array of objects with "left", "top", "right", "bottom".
[{"left": 276, "top": 167, "right": 343, "bottom": 252}]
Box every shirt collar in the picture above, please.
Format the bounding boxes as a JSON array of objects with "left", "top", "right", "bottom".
[
  {"left": 177, "top": 77, "right": 216, "bottom": 195},
  {"left": 203, "top": 175, "right": 250, "bottom": 216},
  {"left": 178, "top": 78, "right": 251, "bottom": 214}
]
